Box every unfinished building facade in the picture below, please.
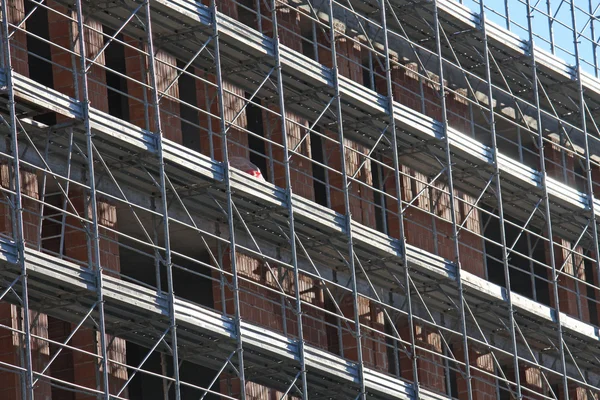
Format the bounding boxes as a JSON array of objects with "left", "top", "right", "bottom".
[{"left": 0, "top": 0, "right": 599, "bottom": 398}]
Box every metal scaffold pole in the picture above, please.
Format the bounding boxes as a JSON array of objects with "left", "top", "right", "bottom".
[
  {"left": 0, "top": 0, "right": 599, "bottom": 398},
  {"left": 431, "top": 1, "right": 473, "bottom": 399},
  {"left": 212, "top": 1, "right": 247, "bottom": 398},
  {"left": 379, "top": 1, "right": 420, "bottom": 397},
  {"left": 74, "top": 1, "right": 111, "bottom": 398},
  {"left": 326, "top": 0, "right": 365, "bottom": 398},
  {"left": 0, "top": 1, "right": 34, "bottom": 398},
  {"left": 143, "top": 1, "right": 182, "bottom": 398},
  {"left": 270, "top": 0, "right": 309, "bottom": 397},
  {"left": 525, "top": 0, "right": 570, "bottom": 398},
  {"left": 477, "top": 2, "right": 522, "bottom": 398}
]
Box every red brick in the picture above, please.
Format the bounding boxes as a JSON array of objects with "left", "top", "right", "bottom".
[
  {"left": 213, "top": 250, "right": 328, "bottom": 350},
  {"left": 3, "top": 0, "right": 29, "bottom": 76},
  {"left": 0, "top": 165, "right": 51, "bottom": 400},
  {"left": 48, "top": 3, "right": 108, "bottom": 114},
  {"left": 51, "top": 189, "right": 127, "bottom": 399},
  {"left": 398, "top": 322, "right": 445, "bottom": 393},
  {"left": 454, "top": 346, "right": 496, "bottom": 400},
  {"left": 547, "top": 238, "right": 589, "bottom": 321},
  {"left": 265, "top": 106, "right": 314, "bottom": 200}
]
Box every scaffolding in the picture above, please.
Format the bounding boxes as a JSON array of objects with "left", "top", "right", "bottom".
[{"left": 0, "top": 0, "right": 599, "bottom": 399}]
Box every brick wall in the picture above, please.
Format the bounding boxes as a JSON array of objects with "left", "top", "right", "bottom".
[
  {"left": 399, "top": 323, "right": 446, "bottom": 394},
  {"left": 260, "top": 0, "right": 302, "bottom": 53},
  {"left": 374, "top": 55, "right": 470, "bottom": 135},
  {"left": 48, "top": 3, "right": 108, "bottom": 113},
  {"left": 265, "top": 107, "right": 314, "bottom": 199},
  {"left": 123, "top": 36, "right": 182, "bottom": 143},
  {"left": 4, "top": 0, "right": 29, "bottom": 76},
  {"left": 261, "top": 1, "right": 315, "bottom": 199},
  {"left": 47, "top": 190, "right": 127, "bottom": 399},
  {"left": 373, "top": 47, "right": 484, "bottom": 277},
  {"left": 454, "top": 346, "right": 496, "bottom": 400},
  {"left": 544, "top": 143, "right": 590, "bottom": 322},
  {"left": 213, "top": 250, "right": 328, "bottom": 350},
  {"left": 0, "top": 165, "right": 52, "bottom": 400},
  {"left": 154, "top": 50, "right": 182, "bottom": 143},
  {"left": 332, "top": 294, "right": 387, "bottom": 372},
  {"left": 545, "top": 139, "right": 576, "bottom": 185},
  {"left": 219, "top": 376, "right": 299, "bottom": 400},
  {"left": 522, "top": 366, "right": 546, "bottom": 399},
  {"left": 547, "top": 238, "right": 589, "bottom": 321},
  {"left": 383, "top": 162, "right": 485, "bottom": 277},
  {"left": 325, "top": 136, "right": 376, "bottom": 226}
]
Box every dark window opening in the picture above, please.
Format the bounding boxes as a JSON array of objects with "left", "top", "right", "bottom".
[
  {"left": 410, "top": 174, "right": 420, "bottom": 207},
  {"left": 362, "top": 56, "right": 374, "bottom": 91},
  {"left": 47, "top": 316, "right": 75, "bottom": 400},
  {"left": 245, "top": 94, "right": 268, "bottom": 181},
  {"left": 372, "top": 157, "right": 386, "bottom": 233},
  {"left": 103, "top": 27, "right": 129, "bottom": 121},
  {"left": 384, "top": 318, "right": 397, "bottom": 376},
  {"left": 446, "top": 344, "right": 459, "bottom": 398},
  {"left": 584, "top": 255, "right": 599, "bottom": 326},
  {"left": 127, "top": 342, "right": 219, "bottom": 400},
  {"left": 310, "top": 128, "right": 328, "bottom": 206},
  {"left": 550, "top": 383, "right": 561, "bottom": 399},
  {"left": 483, "top": 207, "right": 551, "bottom": 305},
  {"left": 532, "top": 239, "right": 551, "bottom": 306},
  {"left": 24, "top": 0, "right": 55, "bottom": 125},
  {"left": 237, "top": 0, "right": 257, "bottom": 28},
  {"left": 497, "top": 364, "right": 512, "bottom": 400},
  {"left": 177, "top": 60, "right": 201, "bottom": 152},
  {"left": 301, "top": 28, "right": 315, "bottom": 60},
  {"left": 120, "top": 248, "right": 213, "bottom": 308},
  {"left": 172, "top": 254, "right": 214, "bottom": 308}
]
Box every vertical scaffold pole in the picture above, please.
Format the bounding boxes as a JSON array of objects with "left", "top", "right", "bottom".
[
  {"left": 478, "top": 2, "right": 522, "bottom": 398},
  {"left": 432, "top": 1, "right": 473, "bottom": 399},
  {"left": 525, "top": 0, "right": 569, "bottom": 398},
  {"left": 270, "top": 1, "right": 309, "bottom": 398},
  {"left": 0, "top": 1, "right": 34, "bottom": 398},
  {"left": 212, "top": 2, "right": 247, "bottom": 398},
  {"left": 143, "top": 2, "right": 182, "bottom": 399},
  {"left": 73, "top": 0, "right": 110, "bottom": 398},
  {"left": 570, "top": 0, "right": 600, "bottom": 391},
  {"left": 326, "top": 1, "right": 365, "bottom": 398},
  {"left": 379, "top": 1, "right": 420, "bottom": 397}
]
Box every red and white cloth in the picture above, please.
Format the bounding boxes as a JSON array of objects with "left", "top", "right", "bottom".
[{"left": 229, "top": 157, "right": 266, "bottom": 182}]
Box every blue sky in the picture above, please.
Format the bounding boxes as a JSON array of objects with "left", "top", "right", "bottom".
[{"left": 459, "top": 0, "right": 600, "bottom": 77}]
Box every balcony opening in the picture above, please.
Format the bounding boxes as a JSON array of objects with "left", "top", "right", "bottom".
[
  {"left": 362, "top": 54, "right": 375, "bottom": 91},
  {"left": 177, "top": 60, "right": 201, "bottom": 152},
  {"left": 310, "top": 127, "right": 328, "bottom": 207},
  {"left": 24, "top": 0, "right": 55, "bottom": 125},
  {"left": 25, "top": 0, "right": 53, "bottom": 88},
  {"left": 127, "top": 342, "right": 219, "bottom": 399},
  {"left": 47, "top": 316, "right": 75, "bottom": 400},
  {"left": 496, "top": 364, "right": 513, "bottom": 400},
  {"left": 245, "top": 94, "right": 268, "bottom": 181},
  {"left": 483, "top": 208, "right": 550, "bottom": 305},
  {"left": 103, "top": 27, "right": 129, "bottom": 121},
  {"left": 384, "top": 318, "right": 397, "bottom": 376},
  {"left": 301, "top": 26, "right": 316, "bottom": 61},
  {"left": 237, "top": 0, "right": 257, "bottom": 29}
]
